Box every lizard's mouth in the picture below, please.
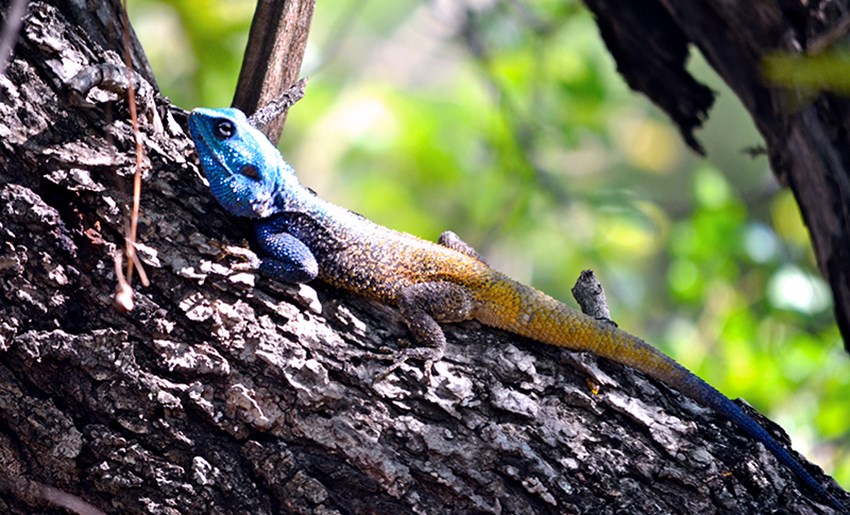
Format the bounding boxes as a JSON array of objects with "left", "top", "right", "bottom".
[{"left": 188, "top": 119, "right": 230, "bottom": 178}]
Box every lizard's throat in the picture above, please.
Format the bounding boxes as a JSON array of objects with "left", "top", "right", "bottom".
[
  {"left": 247, "top": 189, "right": 278, "bottom": 218},
  {"left": 209, "top": 179, "right": 278, "bottom": 219}
]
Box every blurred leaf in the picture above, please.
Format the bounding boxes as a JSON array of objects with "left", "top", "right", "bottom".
[{"left": 764, "top": 50, "right": 850, "bottom": 93}]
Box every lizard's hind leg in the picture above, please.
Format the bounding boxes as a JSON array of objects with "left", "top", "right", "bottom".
[
  {"left": 438, "top": 231, "right": 488, "bottom": 265},
  {"left": 379, "top": 282, "right": 475, "bottom": 382}
]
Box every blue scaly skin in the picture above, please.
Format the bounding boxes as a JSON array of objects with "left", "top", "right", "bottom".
[{"left": 187, "top": 107, "right": 847, "bottom": 512}]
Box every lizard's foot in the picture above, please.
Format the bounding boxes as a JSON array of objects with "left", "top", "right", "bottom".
[
  {"left": 373, "top": 346, "right": 443, "bottom": 384},
  {"left": 210, "top": 239, "right": 262, "bottom": 270},
  {"left": 388, "top": 281, "right": 471, "bottom": 384}
]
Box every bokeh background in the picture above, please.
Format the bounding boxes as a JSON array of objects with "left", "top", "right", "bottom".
[{"left": 130, "top": 0, "right": 849, "bottom": 487}]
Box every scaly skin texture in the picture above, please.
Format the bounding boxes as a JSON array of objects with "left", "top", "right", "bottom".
[{"left": 187, "top": 107, "right": 846, "bottom": 512}]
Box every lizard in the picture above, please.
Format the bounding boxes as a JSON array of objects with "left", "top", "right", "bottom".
[{"left": 187, "top": 106, "right": 847, "bottom": 512}]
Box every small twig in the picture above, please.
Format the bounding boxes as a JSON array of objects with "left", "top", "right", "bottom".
[
  {"left": 129, "top": 238, "right": 149, "bottom": 287},
  {"left": 246, "top": 77, "right": 309, "bottom": 131},
  {"left": 120, "top": 1, "right": 142, "bottom": 281},
  {"left": 112, "top": 0, "right": 149, "bottom": 311}
]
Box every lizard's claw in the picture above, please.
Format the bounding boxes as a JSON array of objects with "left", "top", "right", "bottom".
[
  {"left": 371, "top": 345, "right": 442, "bottom": 384},
  {"left": 210, "top": 239, "right": 262, "bottom": 270}
]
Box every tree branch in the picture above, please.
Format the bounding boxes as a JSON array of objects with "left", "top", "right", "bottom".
[
  {"left": 232, "top": 0, "right": 315, "bottom": 142},
  {"left": 0, "top": 2, "right": 844, "bottom": 513},
  {"left": 585, "top": 0, "right": 850, "bottom": 351}
]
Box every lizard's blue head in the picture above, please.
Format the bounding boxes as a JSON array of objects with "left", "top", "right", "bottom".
[{"left": 188, "top": 107, "right": 294, "bottom": 218}]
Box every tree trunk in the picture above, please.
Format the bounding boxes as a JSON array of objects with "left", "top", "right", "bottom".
[
  {"left": 584, "top": 0, "right": 850, "bottom": 351},
  {"left": 0, "top": 1, "right": 845, "bottom": 513}
]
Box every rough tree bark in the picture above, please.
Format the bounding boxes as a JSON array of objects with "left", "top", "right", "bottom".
[
  {"left": 584, "top": 0, "right": 850, "bottom": 351},
  {"left": 0, "top": 1, "right": 846, "bottom": 514}
]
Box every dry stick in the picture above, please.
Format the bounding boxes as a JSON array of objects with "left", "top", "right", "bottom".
[{"left": 113, "top": 0, "right": 148, "bottom": 312}]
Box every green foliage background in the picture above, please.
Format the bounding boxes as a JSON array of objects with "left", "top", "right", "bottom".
[{"left": 131, "top": 0, "right": 848, "bottom": 487}]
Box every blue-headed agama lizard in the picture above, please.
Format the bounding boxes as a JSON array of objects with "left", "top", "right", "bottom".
[{"left": 187, "top": 107, "right": 847, "bottom": 512}]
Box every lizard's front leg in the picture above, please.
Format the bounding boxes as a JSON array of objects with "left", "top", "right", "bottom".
[
  {"left": 380, "top": 282, "right": 476, "bottom": 381},
  {"left": 254, "top": 218, "right": 318, "bottom": 283}
]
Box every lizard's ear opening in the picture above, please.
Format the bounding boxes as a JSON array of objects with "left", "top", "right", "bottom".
[
  {"left": 239, "top": 164, "right": 261, "bottom": 180},
  {"left": 213, "top": 119, "right": 236, "bottom": 140}
]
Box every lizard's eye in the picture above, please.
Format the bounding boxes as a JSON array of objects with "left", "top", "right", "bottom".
[
  {"left": 240, "top": 164, "right": 261, "bottom": 180},
  {"left": 214, "top": 120, "right": 236, "bottom": 139}
]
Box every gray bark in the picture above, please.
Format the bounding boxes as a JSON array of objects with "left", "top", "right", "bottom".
[{"left": 0, "top": 1, "right": 844, "bottom": 513}]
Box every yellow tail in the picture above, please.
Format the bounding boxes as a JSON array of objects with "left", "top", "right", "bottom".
[
  {"left": 469, "top": 272, "right": 847, "bottom": 510},
  {"left": 471, "top": 271, "right": 690, "bottom": 385}
]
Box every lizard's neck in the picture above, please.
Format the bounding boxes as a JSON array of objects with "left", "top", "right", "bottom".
[
  {"left": 265, "top": 163, "right": 366, "bottom": 231},
  {"left": 270, "top": 180, "right": 340, "bottom": 219}
]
